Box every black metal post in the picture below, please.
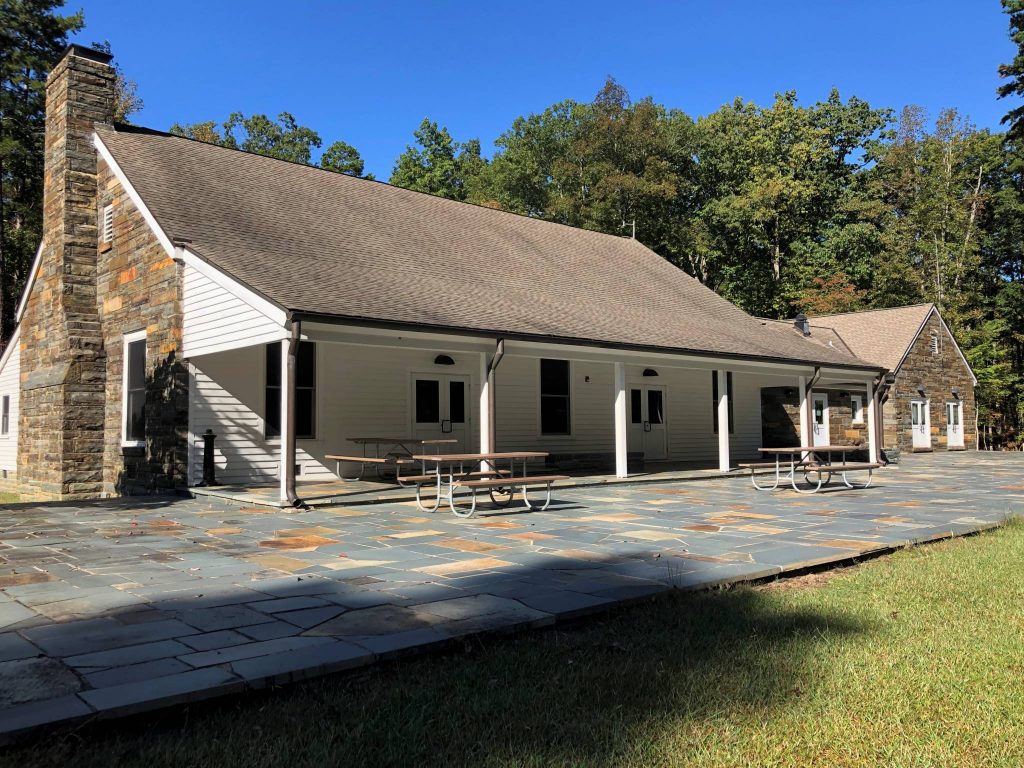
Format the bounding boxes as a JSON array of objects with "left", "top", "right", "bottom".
[{"left": 200, "top": 429, "right": 217, "bottom": 486}]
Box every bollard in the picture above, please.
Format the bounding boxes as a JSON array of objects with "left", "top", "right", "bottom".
[{"left": 200, "top": 429, "right": 217, "bottom": 486}]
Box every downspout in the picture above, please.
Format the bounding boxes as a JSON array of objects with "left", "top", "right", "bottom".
[
  {"left": 284, "top": 317, "right": 302, "bottom": 507},
  {"left": 802, "top": 367, "right": 821, "bottom": 458},
  {"left": 875, "top": 372, "right": 895, "bottom": 464},
  {"left": 486, "top": 339, "right": 505, "bottom": 452}
]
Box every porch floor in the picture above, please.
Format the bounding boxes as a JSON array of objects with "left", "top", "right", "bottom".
[{"left": 189, "top": 460, "right": 732, "bottom": 508}]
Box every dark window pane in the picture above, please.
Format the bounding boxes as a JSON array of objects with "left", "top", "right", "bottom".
[
  {"left": 726, "top": 372, "right": 734, "bottom": 433},
  {"left": 648, "top": 389, "right": 664, "bottom": 425},
  {"left": 449, "top": 381, "right": 465, "bottom": 423},
  {"left": 2, "top": 395, "right": 9, "bottom": 435},
  {"left": 630, "top": 389, "right": 642, "bottom": 424},
  {"left": 295, "top": 388, "right": 315, "bottom": 439},
  {"left": 540, "top": 359, "right": 569, "bottom": 396},
  {"left": 296, "top": 342, "right": 315, "bottom": 388},
  {"left": 127, "top": 339, "right": 146, "bottom": 390},
  {"left": 712, "top": 371, "right": 719, "bottom": 433},
  {"left": 266, "top": 343, "right": 281, "bottom": 387},
  {"left": 266, "top": 391, "right": 281, "bottom": 438},
  {"left": 416, "top": 379, "right": 440, "bottom": 423},
  {"left": 541, "top": 396, "right": 570, "bottom": 435},
  {"left": 127, "top": 390, "right": 145, "bottom": 442}
]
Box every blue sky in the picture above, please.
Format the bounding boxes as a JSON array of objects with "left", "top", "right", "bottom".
[{"left": 73, "top": 1, "right": 1016, "bottom": 179}]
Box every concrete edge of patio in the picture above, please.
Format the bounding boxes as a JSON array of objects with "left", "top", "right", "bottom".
[{"left": 0, "top": 514, "right": 1003, "bottom": 747}]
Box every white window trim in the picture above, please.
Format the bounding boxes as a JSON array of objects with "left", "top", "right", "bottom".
[
  {"left": 851, "top": 394, "right": 864, "bottom": 424},
  {"left": 121, "top": 330, "right": 147, "bottom": 448},
  {"left": 0, "top": 394, "right": 9, "bottom": 438}
]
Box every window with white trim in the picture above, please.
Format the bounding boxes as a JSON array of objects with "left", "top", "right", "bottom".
[
  {"left": 265, "top": 341, "right": 316, "bottom": 439},
  {"left": 540, "top": 359, "right": 571, "bottom": 435},
  {"left": 850, "top": 394, "right": 864, "bottom": 424},
  {"left": 122, "top": 331, "right": 146, "bottom": 445},
  {"left": 102, "top": 204, "right": 114, "bottom": 243},
  {"left": 1, "top": 395, "right": 9, "bottom": 436}
]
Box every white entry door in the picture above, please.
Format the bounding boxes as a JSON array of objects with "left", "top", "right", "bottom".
[
  {"left": 628, "top": 385, "right": 668, "bottom": 461},
  {"left": 911, "top": 399, "right": 931, "bottom": 449},
  {"left": 811, "top": 393, "right": 830, "bottom": 447},
  {"left": 945, "top": 401, "right": 964, "bottom": 448},
  {"left": 412, "top": 374, "right": 469, "bottom": 452}
]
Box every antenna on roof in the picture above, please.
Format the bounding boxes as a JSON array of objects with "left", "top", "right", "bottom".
[{"left": 622, "top": 219, "right": 636, "bottom": 239}]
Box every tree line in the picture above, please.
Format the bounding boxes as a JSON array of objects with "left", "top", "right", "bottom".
[{"left": 2, "top": 1, "right": 1023, "bottom": 446}]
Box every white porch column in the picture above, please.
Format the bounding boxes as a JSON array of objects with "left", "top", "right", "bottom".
[
  {"left": 798, "top": 375, "right": 810, "bottom": 460},
  {"left": 279, "top": 338, "right": 296, "bottom": 505},
  {"left": 614, "top": 362, "right": 628, "bottom": 478},
  {"left": 866, "top": 379, "right": 880, "bottom": 464},
  {"left": 717, "top": 369, "right": 730, "bottom": 472},
  {"left": 478, "top": 352, "right": 491, "bottom": 454}
]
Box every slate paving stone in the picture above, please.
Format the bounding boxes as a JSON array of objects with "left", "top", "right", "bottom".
[
  {"left": 23, "top": 618, "right": 199, "bottom": 657},
  {"left": 78, "top": 667, "right": 243, "bottom": 717},
  {"left": 179, "top": 629, "right": 250, "bottom": 652},
  {"left": 0, "top": 632, "right": 41, "bottom": 663},
  {"left": 179, "top": 635, "right": 335, "bottom": 668},
  {"left": 64, "top": 639, "right": 195, "bottom": 669},
  {"left": 173, "top": 605, "right": 277, "bottom": 632},
  {"left": 0, "top": 694, "right": 93, "bottom": 745},
  {"left": 276, "top": 606, "right": 347, "bottom": 630},
  {"left": 0, "top": 601, "right": 38, "bottom": 630},
  {"left": 0, "top": 657, "right": 81, "bottom": 706},
  {"left": 306, "top": 604, "right": 448, "bottom": 637},
  {"left": 229, "top": 639, "right": 372, "bottom": 684},
  {"left": 237, "top": 620, "right": 302, "bottom": 641},
  {"left": 83, "top": 657, "right": 192, "bottom": 689}
]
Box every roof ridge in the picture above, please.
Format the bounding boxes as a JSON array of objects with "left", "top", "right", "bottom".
[
  {"left": 102, "top": 122, "right": 648, "bottom": 249},
  {"left": 807, "top": 303, "right": 934, "bottom": 320}
]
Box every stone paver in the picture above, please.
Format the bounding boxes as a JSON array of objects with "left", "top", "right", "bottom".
[{"left": 0, "top": 452, "right": 1022, "bottom": 743}]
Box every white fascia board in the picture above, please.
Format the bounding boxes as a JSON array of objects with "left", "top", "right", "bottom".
[
  {"left": 0, "top": 327, "right": 20, "bottom": 372},
  {"left": 15, "top": 242, "right": 43, "bottom": 324},
  {"left": 94, "top": 131, "right": 288, "bottom": 330}
]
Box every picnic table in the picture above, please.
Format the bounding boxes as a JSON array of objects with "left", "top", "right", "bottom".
[
  {"left": 326, "top": 437, "right": 457, "bottom": 484},
  {"left": 740, "top": 446, "right": 879, "bottom": 494},
  {"left": 408, "top": 451, "right": 568, "bottom": 518}
]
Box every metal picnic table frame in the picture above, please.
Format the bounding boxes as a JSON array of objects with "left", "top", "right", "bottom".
[
  {"left": 336, "top": 438, "right": 457, "bottom": 485},
  {"left": 753, "top": 446, "right": 875, "bottom": 494},
  {"left": 411, "top": 451, "right": 551, "bottom": 518}
]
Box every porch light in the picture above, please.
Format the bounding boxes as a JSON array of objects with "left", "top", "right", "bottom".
[
  {"left": 951, "top": 387, "right": 961, "bottom": 399},
  {"left": 917, "top": 384, "right": 926, "bottom": 395},
  {"left": 434, "top": 354, "right": 455, "bottom": 366},
  {"left": 642, "top": 368, "right": 658, "bottom": 377},
  {"left": 884, "top": 373, "right": 897, "bottom": 385}
]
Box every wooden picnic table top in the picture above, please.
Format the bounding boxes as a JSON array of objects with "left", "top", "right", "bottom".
[
  {"left": 411, "top": 451, "right": 548, "bottom": 462},
  {"left": 760, "top": 445, "right": 860, "bottom": 454},
  {"left": 347, "top": 437, "right": 458, "bottom": 445}
]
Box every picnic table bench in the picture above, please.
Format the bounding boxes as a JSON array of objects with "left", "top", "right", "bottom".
[
  {"left": 740, "top": 446, "right": 880, "bottom": 494},
  {"left": 411, "top": 451, "right": 568, "bottom": 518},
  {"left": 327, "top": 437, "right": 457, "bottom": 484}
]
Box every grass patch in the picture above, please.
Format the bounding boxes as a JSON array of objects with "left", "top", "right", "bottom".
[
  {"left": 0, "top": 493, "right": 19, "bottom": 504},
  {"left": 6, "top": 521, "right": 1024, "bottom": 767}
]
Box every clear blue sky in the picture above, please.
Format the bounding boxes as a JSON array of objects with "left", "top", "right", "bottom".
[{"left": 72, "top": 1, "right": 1016, "bottom": 180}]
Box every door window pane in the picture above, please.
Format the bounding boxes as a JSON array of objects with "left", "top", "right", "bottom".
[
  {"left": 449, "top": 380, "right": 465, "bottom": 423},
  {"left": 814, "top": 400, "right": 824, "bottom": 425},
  {"left": 416, "top": 379, "right": 440, "bottom": 423},
  {"left": 647, "top": 389, "right": 664, "bottom": 425},
  {"left": 630, "top": 389, "right": 642, "bottom": 424}
]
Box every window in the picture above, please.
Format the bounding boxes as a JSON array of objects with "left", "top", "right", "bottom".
[
  {"left": 122, "top": 331, "right": 146, "bottom": 445},
  {"left": 711, "top": 371, "right": 734, "bottom": 434},
  {"left": 630, "top": 389, "right": 642, "bottom": 424},
  {"left": 102, "top": 204, "right": 114, "bottom": 243},
  {"left": 850, "top": 394, "right": 864, "bottom": 424},
  {"left": 1, "top": 395, "right": 9, "bottom": 436},
  {"left": 929, "top": 332, "right": 940, "bottom": 356},
  {"left": 265, "top": 341, "right": 316, "bottom": 439},
  {"left": 540, "top": 359, "right": 570, "bottom": 435}
]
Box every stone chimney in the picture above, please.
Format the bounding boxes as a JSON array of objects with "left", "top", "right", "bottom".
[{"left": 18, "top": 45, "right": 116, "bottom": 499}]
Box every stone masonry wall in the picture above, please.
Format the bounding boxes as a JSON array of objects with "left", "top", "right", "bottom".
[
  {"left": 95, "top": 161, "right": 188, "bottom": 495},
  {"left": 17, "top": 51, "right": 114, "bottom": 499},
  {"left": 884, "top": 312, "right": 976, "bottom": 453},
  {"left": 761, "top": 386, "right": 869, "bottom": 455}
]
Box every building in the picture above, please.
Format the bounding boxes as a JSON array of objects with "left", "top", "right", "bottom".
[{"left": 0, "top": 45, "right": 903, "bottom": 503}]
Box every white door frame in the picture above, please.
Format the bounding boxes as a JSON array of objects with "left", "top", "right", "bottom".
[
  {"left": 945, "top": 400, "right": 964, "bottom": 448},
  {"left": 627, "top": 383, "right": 668, "bottom": 461},
  {"left": 811, "top": 392, "right": 830, "bottom": 447},
  {"left": 411, "top": 372, "right": 471, "bottom": 452},
  {"left": 911, "top": 399, "right": 931, "bottom": 449}
]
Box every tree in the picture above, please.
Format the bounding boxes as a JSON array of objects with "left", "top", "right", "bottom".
[
  {"left": 998, "top": 0, "right": 1024, "bottom": 142},
  {"left": 389, "top": 118, "right": 485, "bottom": 201},
  {"left": 170, "top": 112, "right": 322, "bottom": 164},
  {"left": 0, "top": 0, "right": 84, "bottom": 341},
  {"left": 90, "top": 40, "right": 143, "bottom": 123},
  {"left": 320, "top": 139, "right": 370, "bottom": 178}
]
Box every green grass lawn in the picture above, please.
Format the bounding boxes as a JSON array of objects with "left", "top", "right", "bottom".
[
  {"left": 7, "top": 521, "right": 1024, "bottom": 768},
  {"left": 0, "top": 493, "right": 19, "bottom": 504}
]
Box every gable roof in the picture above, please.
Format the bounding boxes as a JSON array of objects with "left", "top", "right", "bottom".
[
  {"left": 96, "top": 124, "right": 878, "bottom": 370},
  {"left": 806, "top": 304, "right": 936, "bottom": 372}
]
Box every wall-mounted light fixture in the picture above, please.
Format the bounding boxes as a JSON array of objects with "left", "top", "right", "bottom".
[
  {"left": 642, "top": 368, "right": 659, "bottom": 377},
  {"left": 434, "top": 354, "right": 455, "bottom": 366},
  {"left": 951, "top": 387, "right": 961, "bottom": 399},
  {"left": 916, "top": 383, "right": 926, "bottom": 396}
]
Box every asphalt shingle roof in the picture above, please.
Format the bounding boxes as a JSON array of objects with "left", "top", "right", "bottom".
[
  {"left": 98, "top": 124, "right": 879, "bottom": 370},
  {"left": 807, "top": 304, "right": 935, "bottom": 372}
]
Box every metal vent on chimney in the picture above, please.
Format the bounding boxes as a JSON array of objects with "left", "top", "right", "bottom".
[
  {"left": 102, "top": 204, "right": 114, "bottom": 243},
  {"left": 793, "top": 313, "right": 811, "bottom": 336}
]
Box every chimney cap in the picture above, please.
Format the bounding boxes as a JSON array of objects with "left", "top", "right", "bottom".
[{"left": 59, "top": 43, "right": 114, "bottom": 65}]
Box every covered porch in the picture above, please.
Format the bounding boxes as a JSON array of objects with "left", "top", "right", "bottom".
[{"left": 184, "top": 320, "right": 883, "bottom": 507}]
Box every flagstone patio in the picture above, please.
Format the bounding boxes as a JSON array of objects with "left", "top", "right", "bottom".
[{"left": 1, "top": 452, "right": 1021, "bottom": 743}]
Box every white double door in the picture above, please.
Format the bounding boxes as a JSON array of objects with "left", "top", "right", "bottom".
[
  {"left": 412, "top": 374, "right": 470, "bottom": 453},
  {"left": 911, "top": 399, "right": 931, "bottom": 449},
  {"left": 811, "top": 393, "right": 830, "bottom": 447},
  {"left": 945, "top": 401, "right": 964, "bottom": 448},
  {"left": 628, "top": 384, "right": 667, "bottom": 461}
]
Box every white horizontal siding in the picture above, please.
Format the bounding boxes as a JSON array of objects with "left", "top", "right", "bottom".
[
  {"left": 182, "top": 265, "right": 284, "bottom": 357},
  {"left": 0, "top": 329, "right": 20, "bottom": 472}
]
